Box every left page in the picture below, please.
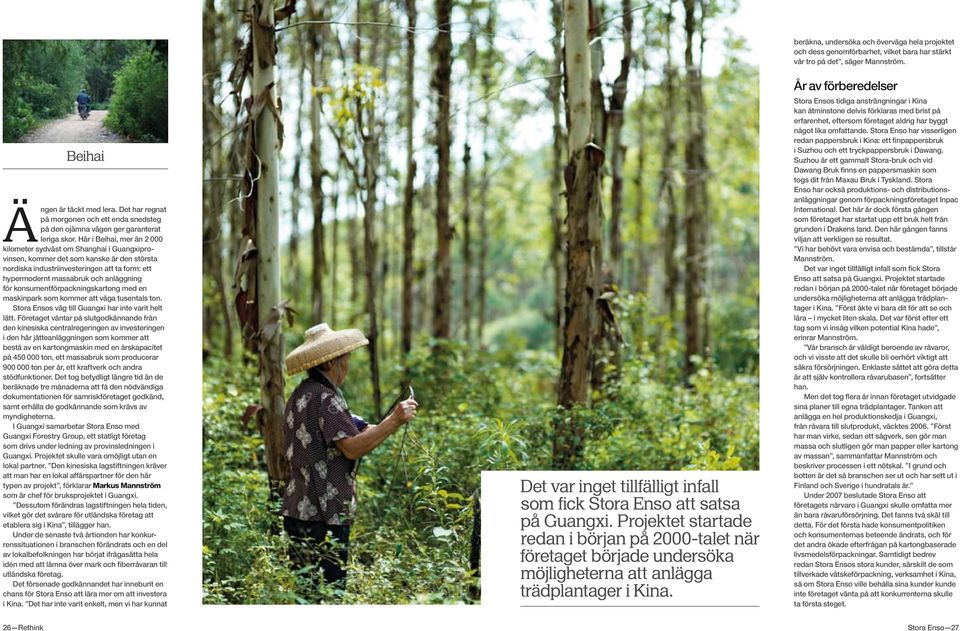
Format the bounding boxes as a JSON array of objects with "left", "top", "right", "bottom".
[{"left": 0, "top": 1, "right": 201, "bottom": 626}]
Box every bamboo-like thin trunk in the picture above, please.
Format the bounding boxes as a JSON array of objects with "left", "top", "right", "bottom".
[
  {"left": 401, "top": 0, "right": 417, "bottom": 358},
  {"left": 589, "top": 0, "right": 607, "bottom": 150},
  {"left": 477, "top": 5, "right": 495, "bottom": 343},
  {"left": 555, "top": 0, "right": 603, "bottom": 470},
  {"left": 432, "top": 0, "right": 454, "bottom": 340},
  {"left": 202, "top": 0, "right": 216, "bottom": 357},
  {"left": 632, "top": 5, "right": 651, "bottom": 336},
  {"left": 348, "top": 192, "right": 360, "bottom": 307},
  {"left": 660, "top": 1, "right": 679, "bottom": 332},
  {"left": 363, "top": 146, "right": 382, "bottom": 419},
  {"left": 608, "top": 0, "right": 632, "bottom": 284},
  {"left": 549, "top": 0, "right": 565, "bottom": 352},
  {"left": 682, "top": 0, "right": 704, "bottom": 379},
  {"left": 330, "top": 175, "right": 340, "bottom": 327},
  {"left": 698, "top": 0, "right": 711, "bottom": 358},
  {"left": 251, "top": 0, "right": 286, "bottom": 485},
  {"left": 289, "top": 62, "right": 304, "bottom": 306},
  {"left": 416, "top": 174, "right": 433, "bottom": 337},
  {"left": 356, "top": 0, "right": 382, "bottom": 418},
  {"left": 203, "top": 0, "right": 233, "bottom": 359},
  {"left": 308, "top": 26, "right": 325, "bottom": 323},
  {"left": 461, "top": 9, "right": 478, "bottom": 343},
  {"left": 600, "top": 0, "right": 632, "bottom": 382},
  {"left": 376, "top": 10, "right": 390, "bottom": 376},
  {"left": 588, "top": 0, "right": 609, "bottom": 395},
  {"left": 462, "top": 140, "right": 472, "bottom": 343}
]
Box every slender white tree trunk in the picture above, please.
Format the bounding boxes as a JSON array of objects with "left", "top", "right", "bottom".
[{"left": 251, "top": 0, "right": 286, "bottom": 485}]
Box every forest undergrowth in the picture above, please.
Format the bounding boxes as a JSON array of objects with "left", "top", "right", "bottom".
[{"left": 202, "top": 323, "right": 758, "bottom": 604}]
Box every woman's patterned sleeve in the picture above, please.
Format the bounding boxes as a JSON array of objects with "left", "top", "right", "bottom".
[{"left": 318, "top": 390, "right": 359, "bottom": 445}]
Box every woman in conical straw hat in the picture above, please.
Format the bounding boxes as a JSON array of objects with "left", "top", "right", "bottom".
[{"left": 281, "top": 322, "right": 417, "bottom": 593}]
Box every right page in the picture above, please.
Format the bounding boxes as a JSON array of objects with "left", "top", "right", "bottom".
[{"left": 761, "top": 0, "right": 959, "bottom": 625}]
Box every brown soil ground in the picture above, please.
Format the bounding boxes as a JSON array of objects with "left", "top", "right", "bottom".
[{"left": 21, "top": 110, "right": 126, "bottom": 143}]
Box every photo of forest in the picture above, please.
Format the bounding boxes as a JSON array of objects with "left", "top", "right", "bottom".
[
  {"left": 2, "top": 40, "right": 168, "bottom": 143},
  {"left": 202, "top": 0, "right": 758, "bottom": 604}
]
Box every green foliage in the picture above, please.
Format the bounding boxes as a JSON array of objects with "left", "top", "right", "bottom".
[
  {"left": 84, "top": 40, "right": 142, "bottom": 103},
  {"left": 3, "top": 39, "right": 165, "bottom": 142},
  {"left": 482, "top": 307, "right": 553, "bottom": 350},
  {"left": 201, "top": 3, "right": 759, "bottom": 604},
  {"left": 105, "top": 47, "right": 168, "bottom": 142},
  {"left": 3, "top": 40, "right": 85, "bottom": 141},
  {"left": 202, "top": 353, "right": 483, "bottom": 604},
  {"left": 583, "top": 356, "right": 759, "bottom": 471},
  {"left": 203, "top": 331, "right": 758, "bottom": 603},
  {"left": 317, "top": 64, "right": 385, "bottom": 129},
  {"left": 4, "top": 97, "right": 37, "bottom": 142},
  {"left": 684, "top": 445, "right": 744, "bottom": 471}
]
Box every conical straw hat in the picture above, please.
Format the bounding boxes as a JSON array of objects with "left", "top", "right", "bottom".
[{"left": 285, "top": 323, "right": 369, "bottom": 375}]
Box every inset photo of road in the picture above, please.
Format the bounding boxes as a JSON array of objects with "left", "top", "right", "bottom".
[{"left": 2, "top": 39, "right": 168, "bottom": 143}]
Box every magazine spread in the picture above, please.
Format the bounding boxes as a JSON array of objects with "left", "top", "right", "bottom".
[{"left": 0, "top": 0, "right": 956, "bottom": 629}]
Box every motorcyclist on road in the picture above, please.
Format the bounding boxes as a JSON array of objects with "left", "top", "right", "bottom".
[{"left": 76, "top": 89, "right": 91, "bottom": 117}]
